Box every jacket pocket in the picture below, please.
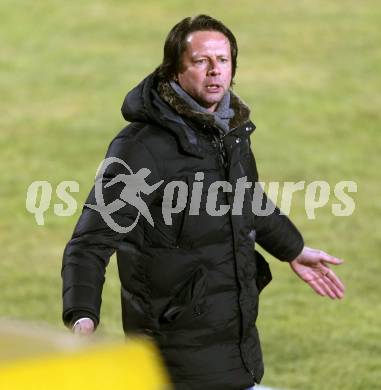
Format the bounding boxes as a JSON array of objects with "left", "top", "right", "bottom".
[{"left": 159, "top": 265, "right": 208, "bottom": 328}]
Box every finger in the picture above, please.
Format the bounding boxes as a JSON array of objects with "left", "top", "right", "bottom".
[
  {"left": 325, "top": 269, "right": 345, "bottom": 293},
  {"left": 320, "top": 275, "right": 343, "bottom": 299},
  {"left": 318, "top": 267, "right": 344, "bottom": 299},
  {"left": 307, "top": 277, "right": 327, "bottom": 296},
  {"left": 315, "top": 277, "right": 337, "bottom": 299},
  {"left": 323, "top": 275, "right": 344, "bottom": 299},
  {"left": 319, "top": 252, "right": 344, "bottom": 265}
]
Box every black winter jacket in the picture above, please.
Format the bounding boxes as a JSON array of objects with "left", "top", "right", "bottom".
[{"left": 62, "top": 71, "right": 304, "bottom": 390}]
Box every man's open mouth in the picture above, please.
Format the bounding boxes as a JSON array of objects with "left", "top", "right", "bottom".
[{"left": 206, "top": 84, "right": 221, "bottom": 92}]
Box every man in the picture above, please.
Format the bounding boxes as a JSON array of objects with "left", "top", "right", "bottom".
[{"left": 62, "top": 15, "right": 344, "bottom": 390}]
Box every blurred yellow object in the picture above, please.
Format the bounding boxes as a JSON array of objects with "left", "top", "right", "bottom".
[{"left": 0, "top": 335, "right": 171, "bottom": 390}]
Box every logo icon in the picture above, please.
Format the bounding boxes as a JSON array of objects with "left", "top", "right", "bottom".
[{"left": 86, "top": 157, "right": 163, "bottom": 233}]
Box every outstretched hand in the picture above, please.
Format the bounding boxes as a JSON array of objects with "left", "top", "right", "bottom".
[{"left": 289, "top": 246, "right": 345, "bottom": 299}]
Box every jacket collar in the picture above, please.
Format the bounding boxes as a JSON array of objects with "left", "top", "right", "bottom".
[{"left": 157, "top": 79, "right": 252, "bottom": 134}]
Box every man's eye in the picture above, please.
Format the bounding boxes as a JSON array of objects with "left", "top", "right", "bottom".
[
  {"left": 195, "top": 59, "right": 206, "bottom": 64},
  {"left": 219, "top": 58, "right": 228, "bottom": 63}
]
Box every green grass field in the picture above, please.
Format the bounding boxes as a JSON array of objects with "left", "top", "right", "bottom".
[{"left": 1, "top": 1, "right": 380, "bottom": 389}]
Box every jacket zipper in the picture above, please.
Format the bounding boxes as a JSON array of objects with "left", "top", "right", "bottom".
[
  {"left": 212, "top": 122, "right": 258, "bottom": 380},
  {"left": 211, "top": 131, "right": 228, "bottom": 169}
]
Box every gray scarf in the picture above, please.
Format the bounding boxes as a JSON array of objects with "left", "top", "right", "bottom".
[{"left": 169, "top": 80, "right": 235, "bottom": 134}]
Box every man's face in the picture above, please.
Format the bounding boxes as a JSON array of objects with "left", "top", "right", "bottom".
[{"left": 176, "top": 30, "right": 232, "bottom": 112}]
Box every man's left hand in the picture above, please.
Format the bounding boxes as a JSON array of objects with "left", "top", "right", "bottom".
[{"left": 289, "top": 246, "right": 345, "bottom": 299}]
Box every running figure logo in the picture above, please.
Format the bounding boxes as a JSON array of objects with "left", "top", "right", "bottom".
[{"left": 86, "top": 157, "right": 163, "bottom": 233}]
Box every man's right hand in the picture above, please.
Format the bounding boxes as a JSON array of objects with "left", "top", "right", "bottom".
[{"left": 72, "top": 317, "right": 95, "bottom": 335}]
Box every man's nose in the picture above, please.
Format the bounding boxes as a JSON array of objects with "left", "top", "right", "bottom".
[{"left": 207, "top": 60, "right": 221, "bottom": 76}]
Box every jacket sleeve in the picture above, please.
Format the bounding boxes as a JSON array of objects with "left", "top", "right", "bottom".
[
  {"left": 248, "top": 148, "right": 304, "bottom": 261},
  {"left": 61, "top": 135, "right": 161, "bottom": 328}
]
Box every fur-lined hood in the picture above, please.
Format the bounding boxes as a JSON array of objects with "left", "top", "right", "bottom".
[
  {"left": 156, "top": 79, "right": 251, "bottom": 131},
  {"left": 121, "top": 70, "right": 254, "bottom": 156}
]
